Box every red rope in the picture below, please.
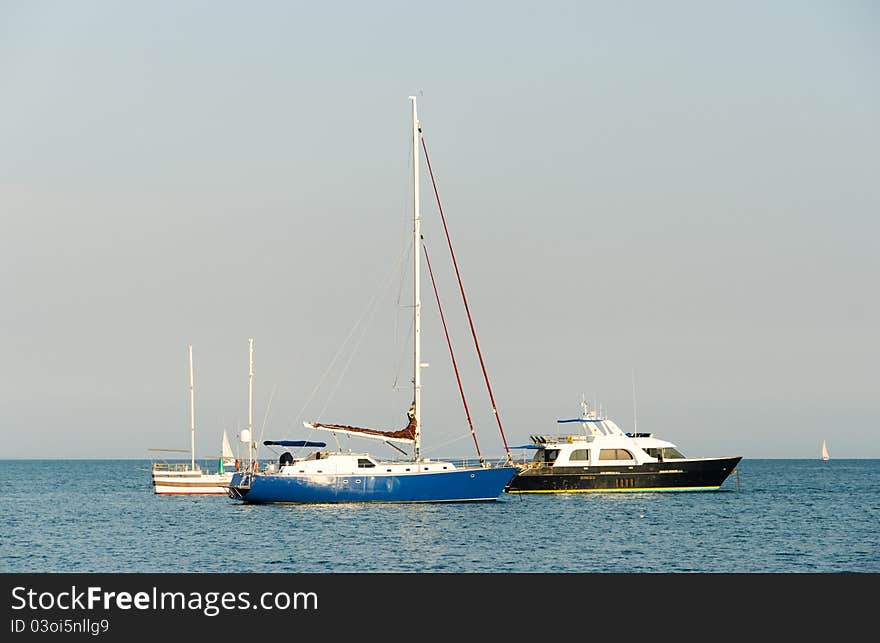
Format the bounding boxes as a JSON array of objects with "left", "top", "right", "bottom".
[
  {"left": 420, "top": 134, "right": 512, "bottom": 461},
  {"left": 422, "top": 240, "right": 484, "bottom": 465}
]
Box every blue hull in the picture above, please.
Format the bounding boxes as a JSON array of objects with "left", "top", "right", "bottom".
[{"left": 228, "top": 467, "right": 517, "bottom": 504}]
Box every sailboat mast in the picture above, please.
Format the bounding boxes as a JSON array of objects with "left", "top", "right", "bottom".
[
  {"left": 248, "top": 337, "right": 254, "bottom": 469},
  {"left": 410, "top": 96, "right": 422, "bottom": 462},
  {"left": 188, "top": 344, "right": 195, "bottom": 471}
]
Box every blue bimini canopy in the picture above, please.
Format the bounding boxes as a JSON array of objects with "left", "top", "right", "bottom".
[
  {"left": 511, "top": 444, "right": 541, "bottom": 450},
  {"left": 263, "top": 440, "right": 327, "bottom": 448}
]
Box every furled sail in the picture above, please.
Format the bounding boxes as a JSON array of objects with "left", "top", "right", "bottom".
[{"left": 304, "top": 405, "right": 417, "bottom": 445}]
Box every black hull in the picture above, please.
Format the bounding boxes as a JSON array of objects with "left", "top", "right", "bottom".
[{"left": 505, "top": 456, "right": 742, "bottom": 493}]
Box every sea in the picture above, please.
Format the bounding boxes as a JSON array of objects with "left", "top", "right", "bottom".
[{"left": 2, "top": 459, "right": 878, "bottom": 573}]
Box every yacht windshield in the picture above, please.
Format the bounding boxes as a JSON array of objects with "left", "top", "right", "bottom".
[
  {"left": 643, "top": 447, "right": 686, "bottom": 460},
  {"left": 531, "top": 449, "right": 559, "bottom": 465}
]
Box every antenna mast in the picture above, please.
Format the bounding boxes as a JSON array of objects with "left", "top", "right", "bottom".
[{"left": 632, "top": 369, "right": 638, "bottom": 435}]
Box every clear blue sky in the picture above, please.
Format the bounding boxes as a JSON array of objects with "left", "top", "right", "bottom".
[{"left": 1, "top": 1, "right": 877, "bottom": 458}]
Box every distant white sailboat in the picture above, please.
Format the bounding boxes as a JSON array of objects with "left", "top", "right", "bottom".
[
  {"left": 220, "top": 430, "right": 236, "bottom": 472},
  {"left": 821, "top": 440, "right": 830, "bottom": 461}
]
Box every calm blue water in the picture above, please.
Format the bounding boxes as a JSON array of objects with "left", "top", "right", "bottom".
[{"left": 1, "top": 459, "right": 877, "bottom": 573}]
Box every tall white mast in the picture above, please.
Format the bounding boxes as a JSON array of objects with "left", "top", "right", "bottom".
[
  {"left": 188, "top": 344, "right": 195, "bottom": 471},
  {"left": 410, "top": 96, "right": 422, "bottom": 462},
  {"left": 248, "top": 337, "right": 254, "bottom": 469}
]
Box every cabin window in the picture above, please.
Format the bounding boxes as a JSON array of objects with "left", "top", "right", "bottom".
[
  {"left": 663, "top": 447, "right": 685, "bottom": 459},
  {"left": 599, "top": 448, "right": 634, "bottom": 461},
  {"left": 569, "top": 449, "right": 590, "bottom": 462},
  {"left": 357, "top": 458, "right": 376, "bottom": 468},
  {"left": 532, "top": 449, "right": 559, "bottom": 464}
]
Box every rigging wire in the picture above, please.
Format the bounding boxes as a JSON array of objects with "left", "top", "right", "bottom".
[
  {"left": 391, "top": 122, "right": 415, "bottom": 378},
  {"left": 390, "top": 125, "right": 417, "bottom": 426},
  {"left": 391, "top": 229, "right": 415, "bottom": 393},
  {"left": 288, "top": 240, "right": 411, "bottom": 428},
  {"left": 390, "top": 316, "right": 414, "bottom": 392},
  {"left": 255, "top": 383, "right": 278, "bottom": 459},
  {"left": 422, "top": 239, "right": 484, "bottom": 465},
  {"left": 315, "top": 279, "right": 387, "bottom": 420},
  {"left": 420, "top": 132, "right": 513, "bottom": 462},
  {"left": 419, "top": 432, "right": 470, "bottom": 453}
]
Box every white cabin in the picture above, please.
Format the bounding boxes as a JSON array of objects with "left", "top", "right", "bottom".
[
  {"left": 264, "top": 451, "right": 458, "bottom": 477},
  {"left": 519, "top": 402, "right": 689, "bottom": 468}
]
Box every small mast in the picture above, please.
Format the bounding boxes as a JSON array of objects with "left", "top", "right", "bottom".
[
  {"left": 248, "top": 337, "right": 254, "bottom": 469},
  {"left": 189, "top": 344, "right": 195, "bottom": 471}
]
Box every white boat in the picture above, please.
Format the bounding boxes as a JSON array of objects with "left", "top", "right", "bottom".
[
  {"left": 821, "top": 440, "right": 830, "bottom": 461},
  {"left": 220, "top": 430, "right": 237, "bottom": 472},
  {"left": 505, "top": 398, "right": 742, "bottom": 493},
  {"left": 227, "top": 97, "right": 517, "bottom": 503},
  {"left": 150, "top": 345, "right": 235, "bottom": 495}
]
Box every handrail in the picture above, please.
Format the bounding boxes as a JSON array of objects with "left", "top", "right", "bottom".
[{"left": 150, "top": 462, "right": 202, "bottom": 472}]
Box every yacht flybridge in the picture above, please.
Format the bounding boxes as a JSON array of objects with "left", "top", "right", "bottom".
[{"left": 505, "top": 400, "right": 741, "bottom": 493}]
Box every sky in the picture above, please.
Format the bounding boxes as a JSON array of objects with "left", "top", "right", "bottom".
[{"left": 1, "top": 1, "right": 877, "bottom": 459}]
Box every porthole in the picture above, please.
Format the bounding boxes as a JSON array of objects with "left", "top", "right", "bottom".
[
  {"left": 470, "top": 473, "right": 475, "bottom": 478},
  {"left": 343, "top": 479, "right": 349, "bottom": 484},
  {"left": 355, "top": 479, "right": 361, "bottom": 484}
]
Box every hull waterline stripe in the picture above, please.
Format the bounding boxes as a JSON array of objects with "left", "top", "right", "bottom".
[
  {"left": 506, "top": 486, "right": 722, "bottom": 494},
  {"left": 154, "top": 491, "right": 228, "bottom": 495},
  {"left": 153, "top": 481, "right": 231, "bottom": 488},
  {"left": 253, "top": 498, "right": 501, "bottom": 504}
]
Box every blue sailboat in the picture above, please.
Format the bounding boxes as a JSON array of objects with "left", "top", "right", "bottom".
[{"left": 227, "top": 97, "right": 517, "bottom": 503}]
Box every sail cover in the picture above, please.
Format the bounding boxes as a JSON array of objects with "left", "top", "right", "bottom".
[
  {"left": 304, "top": 405, "right": 417, "bottom": 445},
  {"left": 263, "top": 440, "right": 327, "bottom": 448}
]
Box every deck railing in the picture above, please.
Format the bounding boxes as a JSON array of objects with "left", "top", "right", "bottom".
[{"left": 150, "top": 462, "right": 200, "bottom": 472}]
